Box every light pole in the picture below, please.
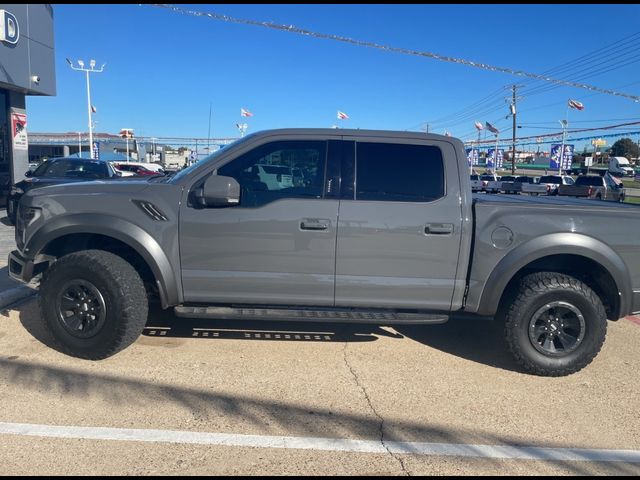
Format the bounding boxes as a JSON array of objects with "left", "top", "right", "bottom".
[
  {"left": 236, "top": 123, "right": 248, "bottom": 137},
  {"left": 119, "top": 129, "right": 134, "bottom": 161},
  {"left": 151, "top": 137, "right": 157, "bottom": 162},
  {"left": 67, "top": 58, "right": 105, "bottom": 159}
]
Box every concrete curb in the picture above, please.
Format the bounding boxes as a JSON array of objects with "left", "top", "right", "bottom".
[{"left": 0, "top": 285, "right": 36, "bottom": 310}]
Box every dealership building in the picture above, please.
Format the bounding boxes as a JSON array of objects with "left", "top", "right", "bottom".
[{"left": 0, "top": 4, "right": 55, "bottom": 198}]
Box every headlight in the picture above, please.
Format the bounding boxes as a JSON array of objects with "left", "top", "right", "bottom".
[
  {"left": 18, "top": 206, "right": 41, "bottom": 225},
  {"left": 10, "top": 186, "right": 24, "bottom": 195}
]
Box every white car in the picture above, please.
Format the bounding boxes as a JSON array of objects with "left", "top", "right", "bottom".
[
  {"left": 111, "top": 162, "right": 165, "bottom": 177},
  {"left": 538, "top": 175, "right": 575, "bottom": 195},
  {"left": 480, "top": 173, "right": 500, "bottom": 193},
  {"left": 470, "top": 174, "right": 483, "bottom": 192}
]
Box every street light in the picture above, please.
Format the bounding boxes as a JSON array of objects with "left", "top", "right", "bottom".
[
  {"left": 67, "top": 58, "right": 105, "bottom": 159},
  {"left": 119, "top": 128, "right": 134, "bottom": 161}
]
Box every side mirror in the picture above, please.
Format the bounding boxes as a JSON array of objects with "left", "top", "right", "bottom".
[
  {"left": 24, "top": 170, "right": 33, "bottom": 178},
  {"left": 198, "top": 175, "right": 240, "bottom": 208}
]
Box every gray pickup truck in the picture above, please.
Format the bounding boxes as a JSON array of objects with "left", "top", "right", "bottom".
[
  {"left": 8, "top": 129, "right": 640, "bottom": 376},
  {"left": 558, "top": 174, "right": 625, "bottom": 202}
]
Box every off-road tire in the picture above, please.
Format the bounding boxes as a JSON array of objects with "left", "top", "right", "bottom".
[
  {"left": 39, "top": 249, "right": 148, "bottom": 359},
  {"left": 504, "top": 272, "right": 607, "bottom": 377}
]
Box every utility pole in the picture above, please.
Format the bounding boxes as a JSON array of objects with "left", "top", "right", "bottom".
[
  {"left": 511, "top": 85, "right": 517, "bottom": 174},
  {"left": 207, "top": 102, "right": 212, "bottom": 155}
]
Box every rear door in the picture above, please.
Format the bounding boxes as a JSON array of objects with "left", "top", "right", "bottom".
[{"left": 334, "top": 138, "right": 465, "bottom": 311}]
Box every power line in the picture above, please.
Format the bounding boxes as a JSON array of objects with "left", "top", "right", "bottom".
[
  {"left": 449, "top": 37, "right": 640, "bottom": 128},
  {"left": 470, "top": 120, "right": 640, "bottom": 146},
  {"left": 513, "top": 31, "right": 640, "bottom": 94},
  {"left": 149, "top": 4, "right": 640, "bottom": 102}
]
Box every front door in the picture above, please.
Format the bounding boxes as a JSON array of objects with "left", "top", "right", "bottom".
[
  {"left": 179, "top": 140, "right": 339, "bottom": 306},
  {"left": 335, "top": 139, "right": 465, "bottom": 311}
]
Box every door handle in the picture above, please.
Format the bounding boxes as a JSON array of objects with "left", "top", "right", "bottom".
[
  {"left": 424, "top": 223, "right": 454, "bottom": 235},
  {"left": 300, "top": 218, "right": 330, "bottom": 231}
]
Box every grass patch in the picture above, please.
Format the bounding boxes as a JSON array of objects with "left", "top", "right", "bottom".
[
  {"left": 625, "top": 196, "right": 640, "bottom": 204},
  {"left": 621, "top": 179, "right": 639, "bottom": 188}
]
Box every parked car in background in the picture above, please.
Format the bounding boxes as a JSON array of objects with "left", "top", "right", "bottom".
[
  {"left": 558, "top": 173, "right": 625, "bottom": 202},
  {"left": 501, "top": 176, "right": 548, "bottom": 195},
  {"left": 112, "top": 162, "right": 165, "bottom": 177},
  {"left": 538, "top": 175, "right": 575, "bottom": 195},
  {"left": 6, "top": 157, "right": 120, "bottom": 225},
  {"left": 470, "top": 174, "right": 482, "bottom": 192},
  {"left": 480, "top": 173, "right": 500, "bottom": 193}
]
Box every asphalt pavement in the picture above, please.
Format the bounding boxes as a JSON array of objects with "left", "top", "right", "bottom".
[{"left": 0, "top": 298, "right": 639, "bottom": 475}]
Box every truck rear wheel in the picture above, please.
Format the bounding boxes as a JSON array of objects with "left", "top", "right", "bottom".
[
  {"left": 503, "top": 272, "right": 606, "bottom": 377},
  {"left": 39, "top": 250, "right": 148, "bottom": 360}
]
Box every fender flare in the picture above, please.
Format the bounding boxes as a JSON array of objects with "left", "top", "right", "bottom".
[
  {"left": 475, "top": 233, "right": 632, "bottom": 318},
  {"left": 25, "top": 214, "right": 180, "bottom": 307}
]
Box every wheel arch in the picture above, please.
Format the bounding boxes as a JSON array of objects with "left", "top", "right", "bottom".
[
  {"left": 26, "top": 214, "right": 180, "bottom": 308},
  {"left": 475, "top": 233, "right": 632, "bottom": 320}
]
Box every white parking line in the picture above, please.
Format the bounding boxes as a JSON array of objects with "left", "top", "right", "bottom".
[{"left": 1, "top": 422, "right": 639, "bottom": 463}]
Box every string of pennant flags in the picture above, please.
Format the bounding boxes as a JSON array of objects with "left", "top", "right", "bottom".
[{"left": 149, "top": 4, "right": 640, "bottom": 102}]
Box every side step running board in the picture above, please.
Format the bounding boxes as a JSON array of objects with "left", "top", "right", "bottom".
[{"left": 173, "top": 306, "right": 449, "bottom": 325}]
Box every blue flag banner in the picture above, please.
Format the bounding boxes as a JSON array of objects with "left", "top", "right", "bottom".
[
  {"left": 550, "top": 144, "right": 574, "bottom": 170},
  {"left": 466, "top": 148, "right": 479, "bottom": 166},
  {"left": 487, "top": 148, "right": 504, "bottom": 169}
]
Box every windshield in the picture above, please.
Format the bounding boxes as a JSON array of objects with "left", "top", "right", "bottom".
[
  {"left": 575, "top": 176, "right": 604, "bottom": 186},
  {"left": 33, "top": 158, "right": 109, "bottom": 179},
  {"left": 539, "top": 176, "right": 562, "bottom": 184}
]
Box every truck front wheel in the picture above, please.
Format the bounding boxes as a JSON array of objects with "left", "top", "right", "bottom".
[
  {"left": 503, "top": 272, "right": 607, "bottom": 376},
  {"left": 39, "top": 250, "right": 148, "bottom": 359}
]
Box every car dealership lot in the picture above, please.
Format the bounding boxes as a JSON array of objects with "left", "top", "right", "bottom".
[{"left": 0, "top": 300, "right": 638, "bottom": 475}]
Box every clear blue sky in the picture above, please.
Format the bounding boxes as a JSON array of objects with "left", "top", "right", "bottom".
[{"left": 28, "top": 4, "right": 640, "bottom": 151}]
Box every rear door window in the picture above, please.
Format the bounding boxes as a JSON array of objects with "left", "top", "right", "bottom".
[{"left": 355, "top": 142, "right": 444, "bottom": 202}]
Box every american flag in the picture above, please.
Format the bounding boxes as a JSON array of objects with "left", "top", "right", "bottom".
[
  {"left": 568, "top": 99, "right": 585, "bottom": 110},
  {"left": 485, "top": 121, "right": 499, "bottom": 134},
  {"left": 474, "top": 121, "right": 484, "bottom": 131},
  {"left": 240, "top": 108, "right": 253, "bottom": 117},
  {"left": 337, "top": 110, "right": 349, "bottom": 120},
  {"left": 91, "top": 105, "right": 97, "bottom": 113}
]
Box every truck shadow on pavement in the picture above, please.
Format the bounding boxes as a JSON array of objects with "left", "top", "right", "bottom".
[
  {"left": 143, "top": 305, "right": 403, "bottom": 344},
  {"left": 0, "top": 354, "right": 636, "bottom": 475},
  {"left": 18, "top": 302, "right": 517, "bottom": 371},
  {"left": 144, "top": 307, "right": 520, "bottom": 372},
  {"left": 396, "top": 315, "right": 520, "bottom": 373}
]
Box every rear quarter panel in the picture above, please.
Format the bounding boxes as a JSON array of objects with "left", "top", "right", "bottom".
[{"left": 466, "top": 197, "right": 640, "bottom": 316}]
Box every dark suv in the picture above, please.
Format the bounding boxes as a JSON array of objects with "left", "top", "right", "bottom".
[{"left": 6, "top": 157, "right": 118, "bottom": 225}]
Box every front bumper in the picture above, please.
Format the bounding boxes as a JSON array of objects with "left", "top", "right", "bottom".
[{"left": 8, "top": 250, "right": 35, "bottom": 283}]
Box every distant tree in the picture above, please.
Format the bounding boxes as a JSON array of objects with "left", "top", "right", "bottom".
[{"left": 610, "top": 138, "right": 640, "bottom": 159}]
